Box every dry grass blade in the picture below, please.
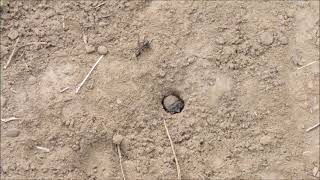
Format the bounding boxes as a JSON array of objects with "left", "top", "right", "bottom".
[
  {"left": 75, "top": 55, "right": 104, "bottom": 94},
  {"left": 35, "top": 146, "right": 50, "bottom": 153},
  {"left": 4, "top": 37, "right": 20, "bottom": 69},
  {"left": 117, "top": 145, "right": 126, "bottom": 180},
  {"left": 306, "top": 122, "right": 320, "bottom": 132},
  {"left": 297, "top": 61, "right": 319, "bottom": 70},
  {"left": 1, "top": 117, "right": 20, "bottom": 123},
  {"left": 163, "top": 119, "right": 181, "bottom": 180},
  {"left": 95, "top": 1, "right": 107, "bottom": 9},
  {"left": 60, "top": 87, "right": 70, "bottom": 93}
]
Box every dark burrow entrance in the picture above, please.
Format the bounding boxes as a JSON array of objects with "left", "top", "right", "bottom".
[{"left": 162, "top": 94, "right": 184, "bottom": 114}]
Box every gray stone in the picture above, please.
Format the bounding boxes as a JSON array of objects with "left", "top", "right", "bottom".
[
  {"left": 291, "top": 50, "right": 303, "bottom": 66},
  {"left": 6, "top": 129, "right": 20, "bottom": 138},
  {"left": 313, "top": 167, "right": 319, "bottom": 177},
  {"left": 113, "top": 134, "right": 124, "bottom": 145},
  {"left": 1, "top": 95, "right": 7, "bottom": 107},
  {"left": 97, "top": 46, "right": 108, "bottom": 55},
  {"left": 260, "top": 31, "right": 274, "bottom": 46},
  {"left": 215, "top": 36, "right": 225, "bottom": 45},
  {"left": 163, "top": 95, "right": 184, "bottom": 114},
  {"left": 259, "top": 135, "right": 272, "bottom": 145},
  {"left": 85, "top": 45, "right": 95, "bottom": 54},
  {"left": 8, "top": 30, "right": 19, "bottom": 40},
  {"left": 278, "top": 35, "right": 288, "bottom": 45}
]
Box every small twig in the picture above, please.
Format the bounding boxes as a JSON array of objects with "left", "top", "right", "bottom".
[
  {"left": 62, "top": 16, "right": 65, "bottom": 30},
  {"left": 83, "top": 33, "right": 88, "bottom": 44},
  {"left": 117, "top": 145, "right": 126, "bottom": 180},
  {"left": 75, "top": 55, "right": 104, "bottom": 94},
  {"left": 163, "top": 119, "right": 181, "bottom": 180},
  {"left": 4, "top": 37, "right": 20, "bottom": 69},
  {"left": 297, "top": 61, "right": 319, "bottom": 70},
  {"left": 35, "top": 146, "right": 50, "bottom": 153},
  {"left": 60, "top": 87, "right": 70, "bottom": 93},
  {"left": 21, "top": 42, "right": 47, "bottom": 48},
  {"left": 1, "top": 117, "right": 20, "bottom": 123},
  {"left": 306, "top": 122, "right": 320, "bottom": 132},
  {"left": 95, "top": 2, "right": 107, "bottom": 9}
]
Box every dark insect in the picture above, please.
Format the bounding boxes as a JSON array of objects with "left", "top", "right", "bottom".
[{"left": 135, "top": 35, "right": 152, "bottom": 58}]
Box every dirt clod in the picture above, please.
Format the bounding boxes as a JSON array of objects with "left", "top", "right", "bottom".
[
  {"left": 5, "top": 129, "right": 20, "bottom": 138},
  {"left": 113, "top": 134, "right": 124, "bottom": 145},
  {"left": 85, "top": 45, "right": 95, "bottom": 54},
  {"left": 291, "top": 50, "right": 303, "bottom": 66},
  {"left": 97, "top": 46, "right": 108, "bottom": 55},
  {"left": 260, "top": 31, "right": 274, "bottom": 45},
  {"left": 259, "top": 135, "right": 272, "bottom": 145},
  {"left": 163, "top": 95, "right": 184, "bottom": 114},
  {"left": 278, "top": 34, "right": 288, "bottom": 45},
  {"left": 7, "top": 30, "right": 19, "bottom": 40},
  {"left": 1, "top": 95, "right": 7, "bottom": 107},
  {"left": 312, "top": 167, "right": 319, "bottom": 177}
]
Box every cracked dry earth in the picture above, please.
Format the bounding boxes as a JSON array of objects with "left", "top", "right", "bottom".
[{"left": 1, "top": 0, "right": 319, "bottom": 179}]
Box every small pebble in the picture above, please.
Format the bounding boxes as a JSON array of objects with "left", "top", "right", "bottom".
[
  {"left": 215, "top": 36, "right": 225, "bottom": 45},
  {"left": 278, "top": 35, "right": 288, "bottom": 45},
  {"left": 85, "top": 45, "right": 95, "bottom": 54},
  {"left": 6, "top": 128, "right": 20, "bottom": 138},
  {"left": 27, "top": 76, "right": 37, "bottom": 85},
  {"left": 260, "top": 31, "right": 274, "bottom": 46},
  {"left": 159, "top": 70, "right": 166, "bottom": 77},
  {"left": 8, "top": 30, "right": 19, "bottom": 40},
  {"left": 46, "top": 9, "right": 56, "bottom": 18},
  {"left": 291, "top": 50, "right": 303, "bottom": 66},
  {"left": 286, "top": 9, "right": 295, "bottom": 18},
  {"left": 0, "top": 45, "right": 8, "bottom": 55},
  {"left": 97, "top": 46, "right": 108, "bottom": 55},
  {"left": 259, "top": 135, "right": 272, "bottom": 145},
  {"left": 163, "top": 95, "right": 184, "bottom": 114},
  {"left": 313, "top": 167, "right": 319, "bottom": 177},
  {"left": 1, "top": 95, "right": 7, "bottom": 107},
  {"left": 113, "top": 134, "right": 124, "bottom": 145}
]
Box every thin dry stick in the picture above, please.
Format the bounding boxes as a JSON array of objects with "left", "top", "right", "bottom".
[
  {"left": 95, "top": 2, "right": 107, "bottom": 9},
  {"left": 163, "top": 119, "right": 181, "bottom": 180},
  {"left": 1, "top": 117, "right": 20, "bottom": 123},
  {"left": 117, "top": 145, "right": 126, "bottom": 180},
  {"left": 4, "top": 37, "right": 20, "bottom": 69},
  {"left": 306, "top": 122, "right": 320, "bottom": 132},
  {"left": 75, "top": 55, "right": 104, "bottom": 94},
  {"left": 60, "top": 87, "right": 70, "bottom": 93},
  {"left": 83, "top": 33, "right": 88, "bottom": 44},
  {"left": 62, "top": 16, "right": 65, "bottom": 30},
  {"left": 35, "top": 146, "right": 50, "bottom": 153},
  {"left": 297, "top": 61, "right": 319, "bottom": 70}
]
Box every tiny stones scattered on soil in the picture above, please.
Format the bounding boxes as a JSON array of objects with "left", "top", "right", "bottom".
[
  {"left": 113, "top": 134, "right": 124, "bottom": 145},
  {"left": 162, "top": 95, "right": 184, "bottom": 114},
  {"left": 260, "top": 31, "right": 274, "bottom": 46},
  {"left": 85, "top": 45, "right": 95, "bottom": 54},
  {"left": 6, "top": 128, "right": 20, "bottom": 137},
  {"left": 97, "top": 45, "right": 108, "bottom": 55}
]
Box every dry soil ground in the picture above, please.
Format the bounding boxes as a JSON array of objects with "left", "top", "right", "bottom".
[{"left": 0, "top": 0, "right": 319, "bottom": 179}]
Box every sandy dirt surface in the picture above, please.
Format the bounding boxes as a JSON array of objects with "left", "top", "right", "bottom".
[{"left": 1, "top": 0, "right": 319, "bottom": 179}]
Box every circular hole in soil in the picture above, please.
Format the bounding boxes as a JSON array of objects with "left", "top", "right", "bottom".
[{"left": 162, "top": 94, "right": 184, "bottom": 114}]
